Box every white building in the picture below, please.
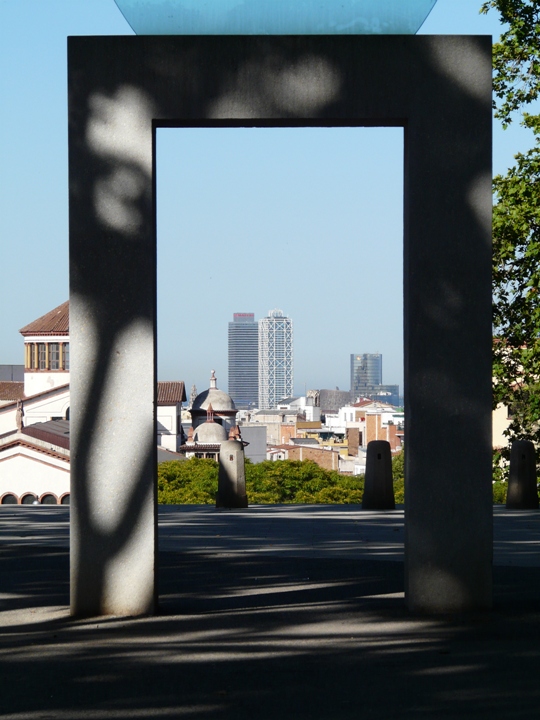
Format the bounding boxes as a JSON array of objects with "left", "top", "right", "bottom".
[
  {"left": 157, "top": 381, "right": 187, "bottom": 451},
  {"left": 0, "top": 302, "right": 71, "bottom": 504},
  {"left": 20, "top": 302, "right": 70, "bottom": 397},
  {"left": 258, "top": 309, "right": 293, "bottom": 410},
  {"left": 0, "top": 420, "right": 70, "bottom": 505},
  {"left": 0, "top": 302, "right": 186, "bottom": 504},
  {"left": 0, "top": 302, "right": 71, "bottom": 435},
  {"left": 276, "top": 395, "right": 321, "bottom": 422}
]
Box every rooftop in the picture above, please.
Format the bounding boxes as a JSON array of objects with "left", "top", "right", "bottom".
[
  {"left": 19, "top": 301, "right": 69, "bottom": 336},
  {"left": 0, "top": 381, "right": 24, "bottom": 402},
  {"left": 21, "top": 419, "right": 70, "bottom": 450},
  {"left": 157, "top": 381, "right": 186, "bottom": 405}
]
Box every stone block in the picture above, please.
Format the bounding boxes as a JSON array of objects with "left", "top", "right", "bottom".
[
  {"left": 217, "top": 440, "right": 248, "bottom": 508},
  {"left": 507, "top": 440, "right": 539, "bottom": 510},
  {"left": 362, "top": 440, "right": 395, "bottom": 510}
]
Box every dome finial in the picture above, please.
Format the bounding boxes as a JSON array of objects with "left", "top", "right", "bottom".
[{"left": 210, "top": 369, "right": 217, "bottom": 389}]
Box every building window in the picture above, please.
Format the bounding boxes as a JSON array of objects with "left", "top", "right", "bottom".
[
  {"left": 41, "top": 494, "right": 58, "bottom": 505},
  {"left": 26, "top": 343, "right": 36, "bottom": 369},
  {"left": 38, "top": 344, "right": 47, "bottom": 370},
  {"left": 50, "top": 343, "right": 60, "bottom": 370},
  {"left": 63, "top": 343, "right": 70, "bottom": 370}
]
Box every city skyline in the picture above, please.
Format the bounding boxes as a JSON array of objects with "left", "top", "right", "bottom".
[
  {"left": 1, "top": 1, "right": 536, "bottom": 399},
  {"left": 156, "top": 126, "right": 404, "bottom": 396}
]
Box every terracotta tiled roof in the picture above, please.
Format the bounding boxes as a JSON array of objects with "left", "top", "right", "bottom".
[
  {"left": 19, "top": 301, "right": 69, "bottom": 336},
  {"left": 0, "top": 383, "right": 70, "bottom": 411},
  {"left": 157, "top": 381, "right": 186, "bottom": 405},
  {"left": 0, "top": 382, "right": 25, "bottom": 401}
]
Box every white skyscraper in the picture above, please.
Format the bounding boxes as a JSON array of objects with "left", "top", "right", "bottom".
[{"left": 258, "top": 309, "right": 293, "bottom": 410}]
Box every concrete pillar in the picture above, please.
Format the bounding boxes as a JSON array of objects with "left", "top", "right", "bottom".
[
  {"left": 507, "top": 440, "right": 539, "bottom": 509},
  {"left": 68, "top": 42, "right": 157, "bottom": 616},
  {"left": 217, "top": 440, "right": 248, "bottom": 508},
  {"left": 362, "top": 440, "right": 395, "bottom": 510}
]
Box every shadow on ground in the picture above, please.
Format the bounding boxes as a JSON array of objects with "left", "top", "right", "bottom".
[{"left": 2, "top": 542, "right": 540, "bottom": 719}]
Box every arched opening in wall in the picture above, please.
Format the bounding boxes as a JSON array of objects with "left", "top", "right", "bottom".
[
  {"left": 20, "top": 493, "right": 38, "bottom": 505},
  {"left": 156, "top": 126, "right": 404, "bottom": 501},
  {"left": 60, "top": 493, "right": 70, "bottom": 505},
  {"left": 0, "top": 493, "right": 18, "bottom": 505},
  {"left": 41, "top": 493, "right": 58, "bottom": 505}
]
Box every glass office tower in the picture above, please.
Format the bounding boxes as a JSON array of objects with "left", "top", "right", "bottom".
[
  {"left": 350, "top": 353, "right": 383, "bottom": 398},
  {"left": 228, "top": 313, "right": 259, "bottom": 408}
]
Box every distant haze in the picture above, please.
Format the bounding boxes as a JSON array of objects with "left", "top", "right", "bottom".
[{"left": 157, "top": 127, "right": 404, "bottom": 397}]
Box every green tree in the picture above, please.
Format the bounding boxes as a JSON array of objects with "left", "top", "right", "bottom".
[
  {"left": 481, "top": 1, "right": 540, "bottom": 469},
  {"left": 491, "top": 130, "right": 540, "bottom": 462},
  {"left": 245, "top": 459, "right": 363, "bottom": 504},
  {"left": 481, "top": 1, "right": 540, "bottom": 127},
  {"left": 158, "top": 457, "right": 218, "bottom": 504},
  {"left": 157, "top": 457, "right": 366, "bottom": 505}
]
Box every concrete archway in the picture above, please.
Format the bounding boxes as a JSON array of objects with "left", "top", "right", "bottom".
[{"left": 68, "top": 35, "right": 492, "bottom": 617}]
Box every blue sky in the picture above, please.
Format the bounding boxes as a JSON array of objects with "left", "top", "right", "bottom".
[{"left": 0, "top": 0, "right": 537, "bottom": 398}]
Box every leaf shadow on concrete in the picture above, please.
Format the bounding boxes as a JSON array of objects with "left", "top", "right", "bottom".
[{"left": 2, "top": 538, "right": 540, "bottom": 720}]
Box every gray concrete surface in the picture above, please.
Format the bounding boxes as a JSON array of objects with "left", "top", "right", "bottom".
[
  {"left": 1, "top": 505, "right": 540, "bottom": 719},
  {"left": 69, "top": 35, "right": 492, "bottom": 613}
]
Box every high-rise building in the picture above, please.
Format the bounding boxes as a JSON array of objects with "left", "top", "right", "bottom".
[
  {"left": 350, "top": 353, "right": 400, "bottom": 405},
  {"left": 258, "top": 309, "right": 293, "bottom": 410},
  {"left": 369, "top": 384, "right": 401, "bottom": 407},
  {"left": 350, "top": 353, "right": 383, "bottom": 398},
  {"left": 228, "top": 313, "right": 259, "bottom": 408}
]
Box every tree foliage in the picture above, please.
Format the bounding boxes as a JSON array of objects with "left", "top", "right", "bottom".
[
  {"left": 157, "top": 458, "right": 218, "bottom": 504},
  {"left": 481, "top": 0, "right": 540, "bottom": 126},
  {"left": 158, "top": 456, "right": 404, "bottom": 505},
  {"left": 157, "top": 451, "right": 505, "bottom": 504},
  {"left": 481, "top": 1, "right": 540, "bottom": 467},
  {"left": 492, "top": 120, "right": 540, "bottom": 458},
  {"left": 245, "top": 459, "right": 365, "bottom": 504},
  {"left": 158, "top": 457, "right": 366, "bottom": 505},
  {"left": 391, "top": 450, "right": 405, "bottom": 503}
]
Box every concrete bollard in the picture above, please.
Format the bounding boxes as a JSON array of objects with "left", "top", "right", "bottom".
[
  {"left": 362, "top": 440, "right": 395, "bottom": 510},
  {"left": 217, "top": 439, "right": 248, "bottom": 509},
  {"left": 506, "top": 440, "right": 539, "bottom": 509}
]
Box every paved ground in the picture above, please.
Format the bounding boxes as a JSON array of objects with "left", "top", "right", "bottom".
[{"left": 1, "top": 505, "right": 540, "bottom": 719}]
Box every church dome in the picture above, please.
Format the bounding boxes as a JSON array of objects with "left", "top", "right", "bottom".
[
  {"left": 192, "top": 370, "right": 236, "bottom": 413},
  {"left": 194, "top": 420, "right": 228, "bottom": 444}
]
